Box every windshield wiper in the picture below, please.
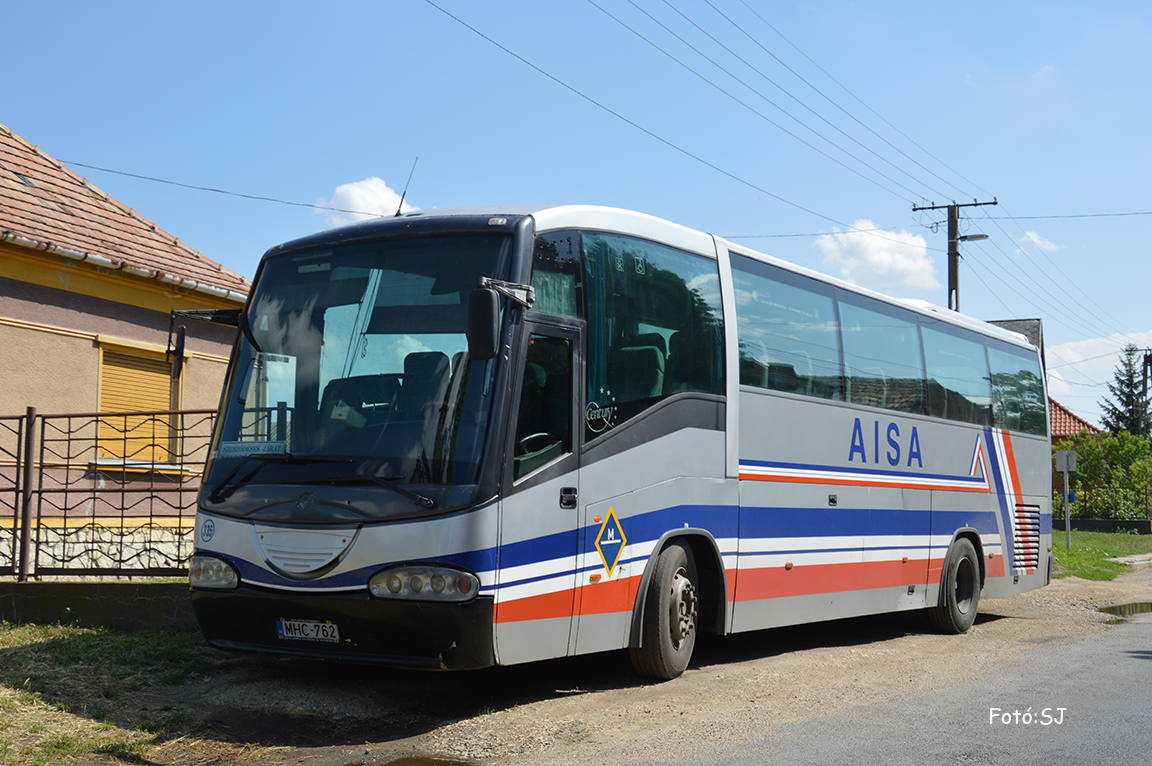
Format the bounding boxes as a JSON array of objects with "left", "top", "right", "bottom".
[
  {"left": 207, "top": 453, "right": 352, "bottom": 504},
  {"left": 290, "top": 474, "right": 437, "bottom": 510}
]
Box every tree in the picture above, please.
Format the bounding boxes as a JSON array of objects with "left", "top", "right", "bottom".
[{"left": 1099, "top": 343, "right": 1151, "bottom": 438}]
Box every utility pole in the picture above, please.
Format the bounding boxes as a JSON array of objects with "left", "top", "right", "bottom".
[
  {"left": 912, "top": 199, "right": 998, "bottom": 311},
  {"left": 1143, "top": 349, "right": 1151, "bottom": 400}
]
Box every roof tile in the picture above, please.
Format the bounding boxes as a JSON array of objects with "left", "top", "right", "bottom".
[{"left": 1049, "top": 397, "right": 1101, "bottom": 438}]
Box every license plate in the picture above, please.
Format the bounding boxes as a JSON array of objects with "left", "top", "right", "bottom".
[{"left": 276, "top": 618, "right": 340, "bottom": 643}]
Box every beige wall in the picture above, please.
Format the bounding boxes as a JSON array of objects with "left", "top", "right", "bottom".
[
  {"left": 180, "top": 356, "right": 230, "bottom": 411},
  {"left": 0, "top": 323, "right": 99, "bottom": 416}
]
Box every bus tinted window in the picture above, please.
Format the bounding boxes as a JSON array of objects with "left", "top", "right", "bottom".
[
  {"left": 731, "top": 254, "right": 842, "bottom": 401},
  {"left": 531, "top": 232, "right": 581, "bottom": 318},
  {"left": 988, "top": 339, "right": 1047, "bottom": 435},
  {"left": 837, "top": 292, "right": 926, "bottom": 415},
  {"left": 583, "top": 232, "right": 724, "bottom": 440},
  {"left": 921, "top": 319, "right": 992, "bottom": 426}
]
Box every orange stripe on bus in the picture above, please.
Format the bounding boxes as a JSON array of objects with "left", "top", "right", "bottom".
[
  {"left": 735, "top": 559, "right": 937, "bottom": 601},
  {"left": 494, "top": 589, "right": 575, "bottom": 624},
  {"left": 495, "top": 575, "right": 644, "bottom": 624}
]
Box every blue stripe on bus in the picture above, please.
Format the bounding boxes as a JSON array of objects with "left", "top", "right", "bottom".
[
  {"left": 983, "top": 427, "right": 1017, "bottom": 571},
  {"left": 738, "top": 505, "right": 1002, "bottom": 543},
  {"left": 610, "top": 504, "right": 739, "bottom": 550}
]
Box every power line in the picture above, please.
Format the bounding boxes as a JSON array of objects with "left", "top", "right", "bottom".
[
  {"left": 989, "top": 211, "right": 1152, "bottom": 221},
  {"left": 960, "top": 244, "right": 1112, "bottom": 344},
  {"left": 422, "top": 0, "right": 932, "bottom": 251},
  {"left": 1049, "top": 350, "right": 1133, "bottom": 370},
  {"left": 697, "top": 0, "right": 968, "bottom": 202},
  {"left": 724, "top": 222, "right": 937, "bottom": 239},
  {"left": 587, "top": 0, "right": 922, "bottom": 203},
  {"left": 652, "top": 0, "right": 951, "bottom": 201},
  {"left": 60, "top": 160, "right": 378, "bottom": 217},
  {"left": 978, "top": 203, "right": 1130, "bottom": 334},
  {"left": 736, "top": 0, "right": 990, "bottom": 200}
]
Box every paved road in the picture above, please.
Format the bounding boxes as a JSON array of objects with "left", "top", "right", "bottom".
[{"left": 666, "top": 610, "right": 1152, "bottom": 766}]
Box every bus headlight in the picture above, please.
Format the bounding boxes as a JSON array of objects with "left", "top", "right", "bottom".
[
  {"left": 369, "top": 566, "right": 478, "bottom": 602},
  {"left": 189, "top": 554, "right": 239, "bottom": 590}
]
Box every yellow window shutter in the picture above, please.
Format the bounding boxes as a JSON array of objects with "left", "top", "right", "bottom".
[{"left": 99, "top": 351, "right": 174, "bottom": 462}]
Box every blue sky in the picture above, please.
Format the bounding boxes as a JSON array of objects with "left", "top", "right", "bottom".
[{"left": 4, "top": 0, "right": 1150, "bottom": 426}]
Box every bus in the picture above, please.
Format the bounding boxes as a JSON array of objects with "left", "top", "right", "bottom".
[{"left": 189, "top": 205, "right": 1051, "bottom": 679}]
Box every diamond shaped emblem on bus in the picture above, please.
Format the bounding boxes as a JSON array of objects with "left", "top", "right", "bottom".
[{"left": 595, "top": 507, "right": 627, "bottom": 577}]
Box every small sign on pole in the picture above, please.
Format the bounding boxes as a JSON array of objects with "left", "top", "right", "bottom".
[{"left": 1055, "top": 450, "right": 1077, "bottom": 549}]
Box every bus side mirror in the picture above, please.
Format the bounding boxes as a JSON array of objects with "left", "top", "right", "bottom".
[{"left": 466, "top": 287, "right": 500, "bottom": 360}]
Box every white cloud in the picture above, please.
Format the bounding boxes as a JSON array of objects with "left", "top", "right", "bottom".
[
  {"left": 814, "top": 220, "right": 937, "bottom": 290},
  {"left": 1033, "top": 64, "right": 1059, "bottom": 80},
  {"left": 1018, "top": 230, "right": 1059, "bottom": 254},
  {"left": 317, "top": 177, "right": 418, "bottom": 228}
]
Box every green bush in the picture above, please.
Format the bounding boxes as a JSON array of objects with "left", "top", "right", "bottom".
[{"left": 1053, "top": 431, "right": 1152, "bottom": 520}]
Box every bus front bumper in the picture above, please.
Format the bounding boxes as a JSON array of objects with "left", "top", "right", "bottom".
[{"left": 191, "top": 585, "right": 495, "bottom": 670}]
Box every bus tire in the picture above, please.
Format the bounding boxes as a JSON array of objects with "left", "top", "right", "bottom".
[
  {"left": 931, "top": 537, "right": 981, "bottom": 634},
  {"left": 630, "top": 541, "right": 698, "bottom": 680}
]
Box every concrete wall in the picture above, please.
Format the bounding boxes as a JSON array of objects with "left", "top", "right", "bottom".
[{"left": 0, "top": 582, "right": 197, "bottom": 631}]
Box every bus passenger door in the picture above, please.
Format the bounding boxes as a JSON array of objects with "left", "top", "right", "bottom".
[{"left": 493, "top": 322, "right": 582, "bottom": 665}]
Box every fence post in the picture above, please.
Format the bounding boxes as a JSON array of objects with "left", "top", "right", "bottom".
[{"left": 18, "top": 406, "right": 36, "bottom": 582}]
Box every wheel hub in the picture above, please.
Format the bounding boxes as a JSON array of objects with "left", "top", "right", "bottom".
[{"left": 669, "top": 569, "right": 697, "bottom": 643}]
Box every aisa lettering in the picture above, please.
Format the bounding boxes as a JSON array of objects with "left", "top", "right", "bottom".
[{"left": 848, "top": 417, "right": 923, "bottom": 467}]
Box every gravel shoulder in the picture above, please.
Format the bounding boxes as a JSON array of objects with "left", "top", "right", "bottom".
[{"left": 137, "top": 570, "right": 1152, "bottom": 766}]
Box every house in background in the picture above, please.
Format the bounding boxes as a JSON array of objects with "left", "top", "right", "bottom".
[
  {"left": 0, "top": 122, "right": 250, "bottom": 432},
  {"left": 1049, "top": 397, "right": 1102, "bottom": 443}
]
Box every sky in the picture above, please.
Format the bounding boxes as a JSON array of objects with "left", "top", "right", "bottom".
[{"left": 4, "top": 0, "right": 1151, "bottom": 427}]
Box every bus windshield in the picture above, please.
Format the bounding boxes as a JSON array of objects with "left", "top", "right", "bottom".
[{"left": 206, "top": 233, "right": 513, "bottom": 512}]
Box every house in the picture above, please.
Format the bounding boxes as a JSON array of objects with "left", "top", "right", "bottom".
[
  {"left": 1048, "top": 397, "right": 1101, "bottom": 443},
  {"left": 0, "top": 122, "right": 250, "bottom": 431}
]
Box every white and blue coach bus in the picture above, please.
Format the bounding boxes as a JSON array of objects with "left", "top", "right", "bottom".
[{"left": 190, "top": 205, "right": 1051, "bottom": 679}]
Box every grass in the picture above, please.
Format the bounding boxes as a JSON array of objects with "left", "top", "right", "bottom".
[
  {"left": 1052, "top": 529, "right": 1152, "bottom": 580},
  {"left": 0, "top": 621, "right": 244, "bottom": 765}
]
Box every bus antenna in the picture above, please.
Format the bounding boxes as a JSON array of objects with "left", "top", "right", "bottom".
[{"left": 394, "top": 156, "right": 419, "bottom": 217}]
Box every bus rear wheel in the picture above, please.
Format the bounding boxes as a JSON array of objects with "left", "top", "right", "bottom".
[
  {"left": 931, "top": 537, "right": 981, "bottom": 634},
  {"left": 630, "top": 541, "right": 698, "bottom": 680}
]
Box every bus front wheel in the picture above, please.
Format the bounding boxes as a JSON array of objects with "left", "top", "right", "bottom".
[
  {"left": 630, "top": 541, "right": 699, "bottom": 680},
  {"left": 931, "top": 537, "right": 981, "bottom": 634}
]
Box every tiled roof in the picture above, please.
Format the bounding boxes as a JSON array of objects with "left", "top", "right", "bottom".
[
  {"left": 1049, "top": 397, "right": 1101, "bottom": 438},
  {"left": 0, "top": 123, "right": 249, "bottom": 299}
]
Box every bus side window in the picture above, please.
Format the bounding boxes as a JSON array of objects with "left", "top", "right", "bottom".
[
  {"left": 987, "top": 339, "right": 1046, "bottom": 435},
  {"left": 582, "top": 232, "right": 724, "bottom": 441},
  {"left": 513, "top": 334, "right": 573, "bottom": 480},
  {"left": 731, "top": 254, "right": 843, "bottom": 401},
  {"left": 837, "top": 293, "right": 926, "bottom": 416},
  {"left": 922, "top": 319, "right": 992, "bottom": 426}
]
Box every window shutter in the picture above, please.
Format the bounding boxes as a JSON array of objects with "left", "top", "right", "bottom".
[{"left": 99, "top": 351, "right": 173, "bottom": 462}]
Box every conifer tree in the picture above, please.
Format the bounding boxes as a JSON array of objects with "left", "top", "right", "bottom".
[{"left": 1099, "top": 343, "right": 1151, "bottom": 438}]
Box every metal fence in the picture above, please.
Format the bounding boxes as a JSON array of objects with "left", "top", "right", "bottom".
[
  {"left": 1, "top": 407, "right": 215, "bottom": 580},
  {"left": 1059, "top": 485, "right": 1152, "bottom": 521}
]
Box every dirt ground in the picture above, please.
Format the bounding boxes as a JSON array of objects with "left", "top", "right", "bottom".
[{"left": 117, "top": 569, "right": 1152, "bottom": 766}]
